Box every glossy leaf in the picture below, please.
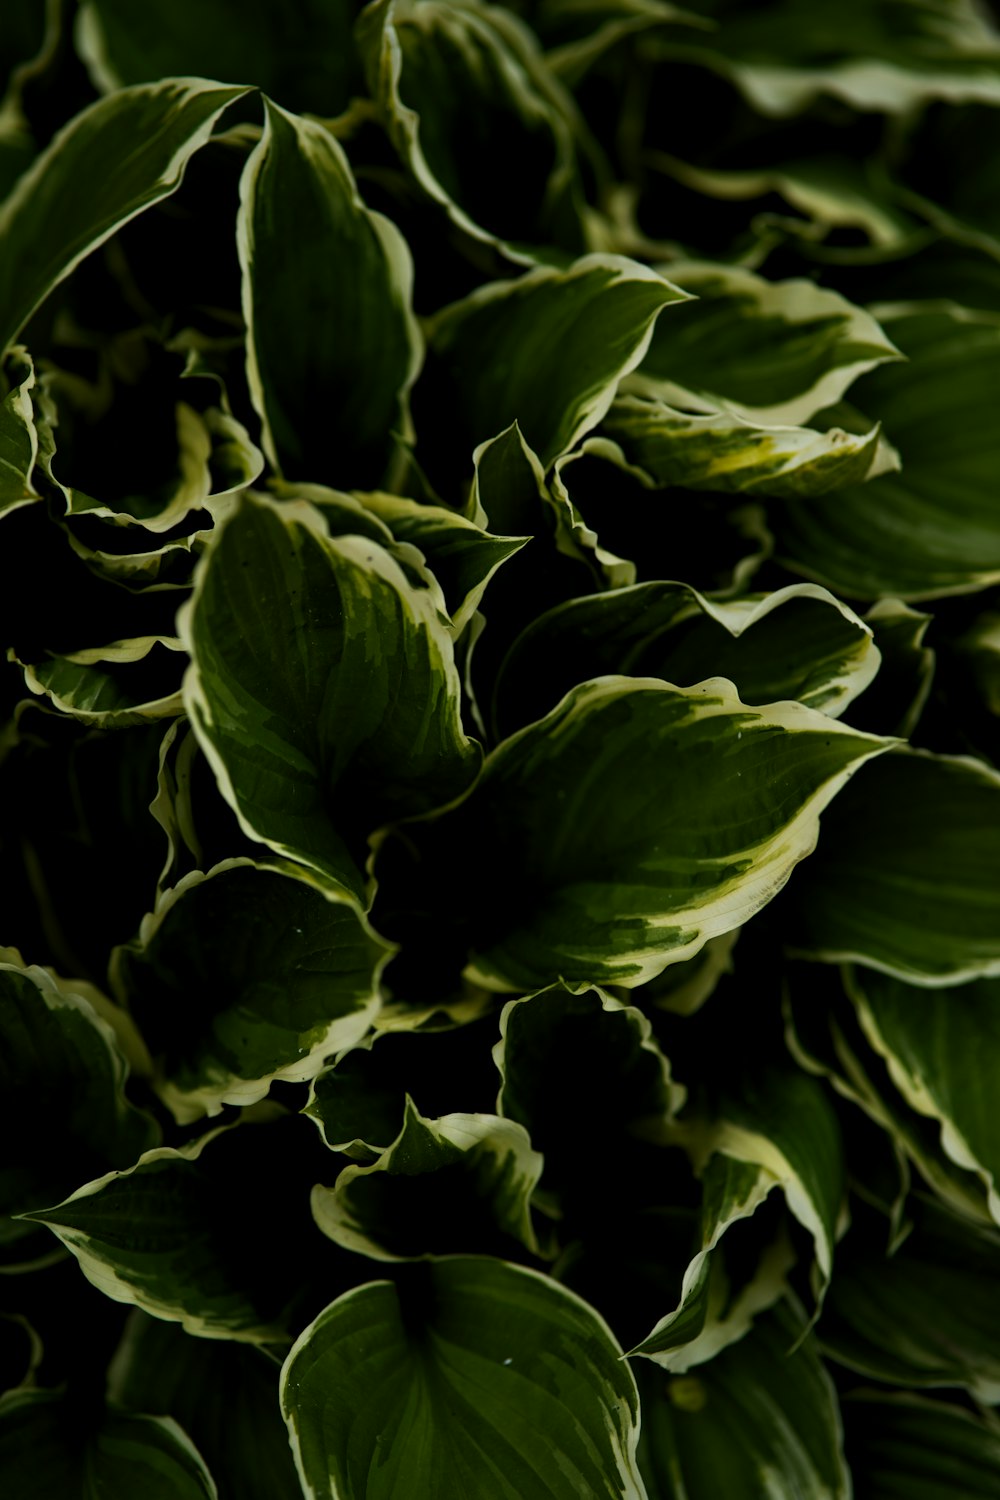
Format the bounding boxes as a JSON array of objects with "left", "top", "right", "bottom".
[
  {"left": 112, "top": 859, "right": 389, "bottom": 1123},
  {"left": 0, "top": 79, "right": 250, "bottom": 355},
  {"left": 787, "top": 748, "right": 1000, "bottom": 984},
  {"left": 637, "top": 1301, "right": 850, "bottom": 1500},
  {"left": 281, "top": 1257, "right": 647, "bottom": 1500},
  {"left": 425, "top": 254, "right": 689, "bottom": 468},
  {"left": 493, "top": 579, "right": 878, "bottom": 737},
  {"left": 311, "top": 1097, "right": 543, "bottom": 1259},
  {"left": 180, "top": 492, "right": 480, "bottom": 900},
  {"left": 628, "top": 259, "right": 901, "bottom": 426},
  {"left": 774, "top": 305, "right": 1000, "bottom": 599},
  {"left": 0, "top": 954, "right": 157, "bottom": 1265},
  {"left": 238, "top": 99, "right": 422, "bottom": 489},
  {"left": 601, "top": 392, "right": 885, "bottom": 498},
  {"left": 414, "top": 675, "right": 891, "bottom": 991},
  {"left": 355, "top": 0, "right": 583, "bottom": 255},
  {"left": 17, "top": 635, "right": 186, "bottom": 728},
  {"left": 847, "top": 967, "right": 1000, "bottom": 1223}
]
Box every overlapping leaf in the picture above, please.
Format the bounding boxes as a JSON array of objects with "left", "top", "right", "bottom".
[
  {"left": 424, "top": 255, "right": 689, "bottom": 469},
  {"left": 238, "top": 99, "right": 422, "bottom": 489},
  {"left": 636, "top": 1301, "right": 850, "bottom": 1500},
  {"left": 112, "top": 859, "right": 389, "bottom": 1123},
  {"left": 311, "top": 1097, "right": 543, "bottom": 1259},
  {"left": 280, "top": 1257, "right": 648, "bottom": 1500},
  {"left": 0, "top": 1388, "right": 218, "bottom": 1500},
  {"left": 0, "top": 79, "right": 250, "bottom": 355},
  {"left": 493, "top": 579, "right": 879, "bottom": 736},
  {"left": 181, "top": 493, "right": 480, "bottom": 900},
  {"left": 398, "top": 675, "right": 891, "bottom": 991},
  {"left": 787, "top": 748, "right": 1000, "bottom": 983},
  {"left": 774, "top": 305, "right": 1000, "bottom": 599}
]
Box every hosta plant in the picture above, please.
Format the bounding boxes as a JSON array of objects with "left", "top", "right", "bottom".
[{"left": 4, "top": 1, "right": 1000, "bottom": 1495}]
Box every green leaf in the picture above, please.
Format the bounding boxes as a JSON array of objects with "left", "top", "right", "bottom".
[
  {"left": 773, "top": 305, "right": 1000, "bottom": 599},
  {"left": 636, "top": 1301, "right": 850, "bottom": 1500},
  {"left": 600, "top": 393, "right": 886, "bottom": 498},
  {"left": 0, "top": 954, "right": 157, "bottom": 1266},
  {"left": 627, "top": 259, "right": 901, "bottom": 426},
  {"left": 238, "top": 98, "right": 422, "bottom": 490},
  {"left": 629, "top": 1153, "right": 794, "bottom": 1366},
  {"left": 844, "top": 1393, "right": 1000, "bottom": 1500},
  {"left": 0, "top": 1388, "right": 218, "bottom": 1500},
  {"left": 409, "top": 676, "right": 891, "bottom": 991},
  {"left": 846, "top": 967, "right": 1000, "bottom": 1225},
  {"left": 848, "top": 598, "right": 935, "bottom": 739},
  {"left": 647, "top": 152, "right": 923, "bottom": 253},
  {"left": 787, "top": 747, "right": 1000, "bottom": 984},
  {"left": 180, "top": 492, "right": 480, "bottom": 901},
  {"left": 0, "top": 348, "right": 41, "bottom": 517},
  {"left": 0, "top": 79, "right": 251, "bottom": 356},
  {"left": 78, "top": 0, "right": 361, "bottom": 116},
  {"left": 311, "top": 1096, "right": 543, "bottom": 1259},
  {"left": 16, "top": 635, "right": 186, "bottom": 728},
  {"left": 109, "top": 1311, "right": 300, "bottom": 1500},
  {"left": 954, "top": 609, "right": 1000, "bottom": 716},
  {"left": 280, "top": 1257, "right": 648, "bottom": 1500},
  {"left": 355, "top": 0, "right": 585, "bottom": 257},
  {"left": 652, "top": 0, "right": 1000, "bottom": 116},
  {"left": 353, "top": 490, "right": 528, "bottom": 634},
  {"left": 495, "top": 982, "right": 685, "bottom": 1190},
  {"left": 819, "top": 1195, "right": 1000, "bottom": 1401},
  {"left": 675, "top": 1062, "right": 845, "bottom": 1300},
  {"left": 425, "top": 254, "right": 690, "bottom": 469},
  {"left": 494, "top": 580, "right": 879, "bottom": 738},
  {"left": 111, "top": 859, "right": 390, "bottom": 1124},
  {"left": 24, "top": 1115, "right": 337, "bottom": 1342}
]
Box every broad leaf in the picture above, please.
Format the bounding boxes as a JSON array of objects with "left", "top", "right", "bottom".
[
  {"left": 629, "top": 1153, "right": 793, "bottom": 1367},
  {"left": 238, "top": 99, "right": 422, "bottom": 490},
  {"left": 78, "top": 0, "right": 361, "bottom": 116},
  {"left": 0, "top": 1388, "right": 217, "bottom": 1499},
  {"left": 403, "top": 675, "right": 891, "bottom": 991},
  {"left": 495, "top": 982, "right": 685, "bottom": 1189},
  {"left": 355, "top": 0, "right": 584, "bottom": 256},
  {"left": 280, "top": 1257, "right": 648, "bottom": 1500},
  {"left": 601, "top": 393, "right": 885, "bottom": 498},
  {"left": 17, "top": 635, "right": 186, "bottom": 728},
  {"left": 180, "top": 492, "right": 480, "bottom": 900},
  {"left": 424, "top": 254, "right": 689, "bottom": 469},
  {"left": 0, "top": 954, "right": 157, "bottom": 1267},
  {"left": 819, "top": 1195, "right": 1000, "bottom": 1401},
  {"left": 112, "top": 859, "right": 389, "bottom": 1123},
  {"left": 844, "top": 1393, "right": 1000, "bottom": 1500},
  {"left": 636, "top": 1301, "right": 850, "bottom": 1500},
  {"left": 848, "top": 598, "right": 935, "bottom": 738},
  {"left": 311, "top": 1097, "right": 543, "bottom": 1259},
  {"left": 773, "top": 305, "right": 1000, "bottom": 599},
  {"left": 109, "top": 1311, "right": 300, "bottom": 1500},
  {"left": 25, "top": 1116, "right": 339, "bottom": 1342},
  {"left": 787, "top": 747, "right": 1000, "bottom": 984},
  {"left": 627, "top": 259, "right": 901, "bottom": 426},
  {"left": 847, "top": 967, "right": 1000, "bottom": 1224},
  {"left": 493, "top": 579, "right": 879, "bottom": 737},
  {"left": 0, "top": 80, "right": 250, "bottom": 355}
]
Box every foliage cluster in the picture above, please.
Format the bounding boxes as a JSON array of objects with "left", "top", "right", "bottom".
[{"left": 4, "top": 1, "right": 1000, "bottom": 1495}]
